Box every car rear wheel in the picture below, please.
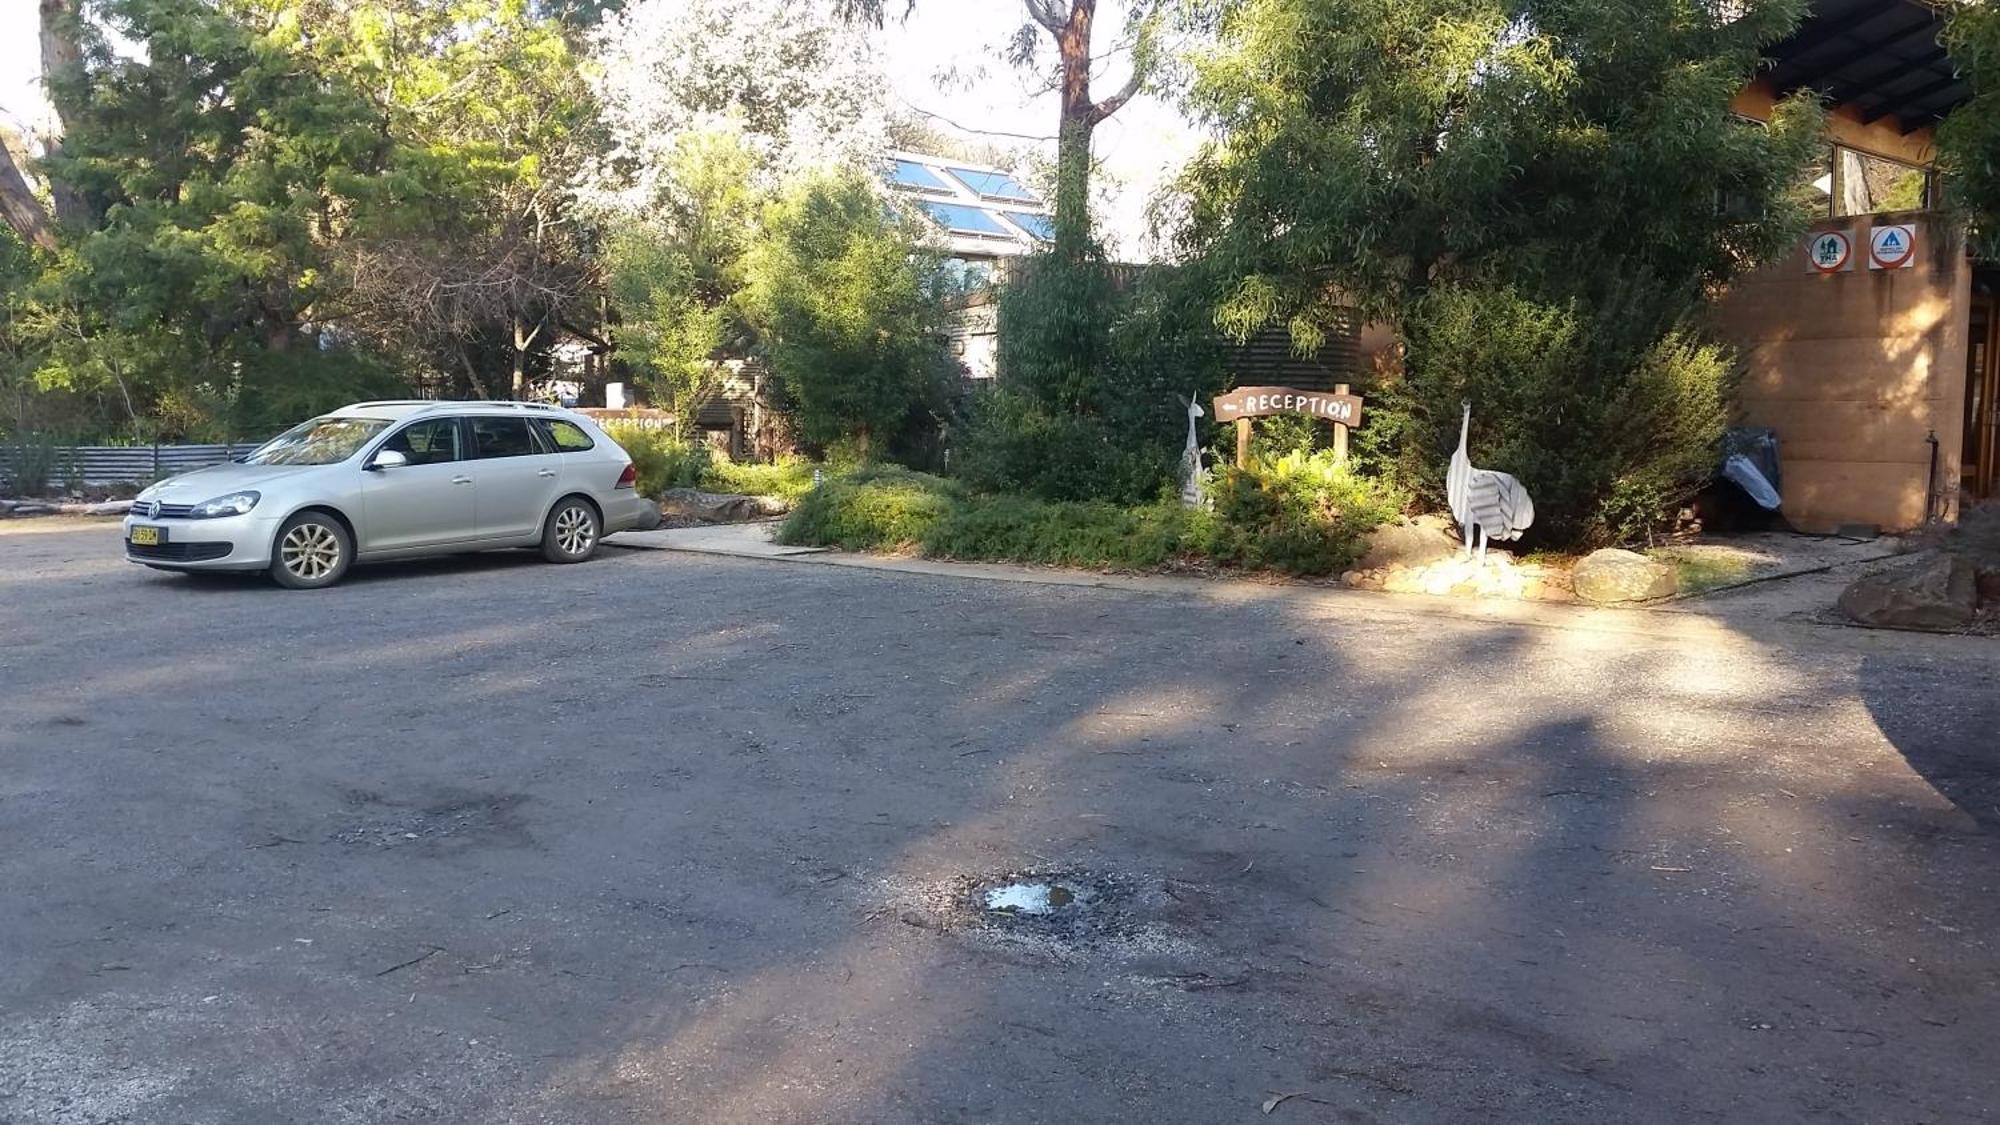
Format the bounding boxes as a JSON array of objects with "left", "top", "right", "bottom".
[
  {"left": 271, "top": 511, "right": 352, "bottom": 589},
  {"left": 541, "top": 497, "right": 599, "bottom": 564}
]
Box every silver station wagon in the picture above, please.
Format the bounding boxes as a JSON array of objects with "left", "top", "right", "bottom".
[{"left": 123, "top": 401, "right": 660, "bottom": 589}]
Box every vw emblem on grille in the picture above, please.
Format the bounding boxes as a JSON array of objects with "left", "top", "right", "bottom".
[{"left": 132, "top": 500, "right": 156, "bottom": 517}]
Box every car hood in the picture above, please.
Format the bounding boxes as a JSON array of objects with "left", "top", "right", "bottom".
[{"left": 146, "top": 462, "right": 325, "bottom": 498}]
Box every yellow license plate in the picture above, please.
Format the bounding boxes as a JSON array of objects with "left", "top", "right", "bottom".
[{"left": 129, "top": 525, "right": 163, "bottom": 546}]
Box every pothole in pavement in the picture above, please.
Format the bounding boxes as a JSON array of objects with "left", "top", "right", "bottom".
[
  {"left": 882, "top": 868, "right": 1203, "bottom": 957},
  {"left": 961, "top": 869, "right": 1133, "bottom": 943},
  {"left": 875, "top": 867, "right": 1257, "bottom": 990}
]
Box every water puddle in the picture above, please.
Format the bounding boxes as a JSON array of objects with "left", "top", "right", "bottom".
[{"left": 983, "top": 880, "right": 1078, "bottom": 915}]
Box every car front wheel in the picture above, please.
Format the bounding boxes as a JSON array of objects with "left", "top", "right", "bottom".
[
  {"left": 541, "top": 497, "right": 600, "bottom": 564},
  {"left": 271, "top": 511, "right": 353, "bottom": 589}
]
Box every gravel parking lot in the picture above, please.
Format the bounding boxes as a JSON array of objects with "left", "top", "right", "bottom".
[{"left": 2, "top": 523, "right": 1996, "bottom": 1123}]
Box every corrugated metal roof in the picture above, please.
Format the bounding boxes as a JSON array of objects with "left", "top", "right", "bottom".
[{"left": 1764, "top": 0, "right": 1970, "bottom": 132}]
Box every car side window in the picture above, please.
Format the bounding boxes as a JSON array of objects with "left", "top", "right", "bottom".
[
  {"left": 469, "top": 417, "right": 539, "bottom": 459},
  {"left": 541, "top": 419, "right": 595, "bottom": 452},
  {"left": 380, "top": 418, "right": 462, "bottom": 466}
]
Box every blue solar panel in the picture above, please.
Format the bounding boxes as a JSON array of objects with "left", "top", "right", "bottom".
[
  {"left": 947, "top": 167, "right": 1039, "bottom": 202},
  {"left": 922, "top": 203, "right": 1013, "bottom": 236},
  {"left": 890, "top": 160, "right": 951, "bottom": 191},
  {"left": 1005, "top": 212, "right": 1055, "bottom": 241}
]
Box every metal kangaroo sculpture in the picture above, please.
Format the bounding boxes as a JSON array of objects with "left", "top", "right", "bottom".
[
  {"left": 1447, "top": 400, "right": 1534, "bottom": 562},
  {"left": 1179, "top": 395, "right": 1205, "bottom": 508}
]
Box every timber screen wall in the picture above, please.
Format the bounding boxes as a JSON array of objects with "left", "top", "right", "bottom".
[{"left": 1713, "top": 212, "right": 1970, "bottom": 532}]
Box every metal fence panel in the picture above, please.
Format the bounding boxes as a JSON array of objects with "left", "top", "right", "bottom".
[{"left": 1, "top": 443, "right": 266, "bottom": 487}]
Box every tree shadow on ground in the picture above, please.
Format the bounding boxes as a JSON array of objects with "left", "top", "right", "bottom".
[
  {"left": 1857, "top": 653, "right": 2000, "bottom": 831},
  {"left": 5, "top": 530, "right": 2000, "bottom": 1123}
]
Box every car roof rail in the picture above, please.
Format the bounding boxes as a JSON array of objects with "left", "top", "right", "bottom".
[
  {"left": 442, "top": 400, "right": 563, "bottom": 413},
  {"left": 345, "top": 398, "right": 566, "bottom": 416}
]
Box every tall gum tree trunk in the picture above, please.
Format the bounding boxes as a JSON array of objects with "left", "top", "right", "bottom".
[
  {"left": 1028, "top": 0, "right": 1143, "bottom": 257},
  {"left": 842, "top": 1, "right": 1147, "bottom": 254},
  {"left": 0, "top": 139, "right": 55, "bottom": 250},
  {"left": 39, "top": 0, "right": 90, "bottom": 229}
]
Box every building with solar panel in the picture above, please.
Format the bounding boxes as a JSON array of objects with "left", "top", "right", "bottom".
[
  {"left": 884, "top": 151, "right": 1057, "bottom": 380},
  {"left": 882, "top": 148, "right": 1367, "bottom": 387}
]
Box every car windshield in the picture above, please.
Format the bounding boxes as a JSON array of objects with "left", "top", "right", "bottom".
[{"left": 244, "top": 417, "right": 391, "bottom": 466}]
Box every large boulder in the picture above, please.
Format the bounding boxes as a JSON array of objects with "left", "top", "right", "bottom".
[
  {"left": 1837, "top": 555, "right": 1977, "bottom": 631},
  {"left": 1357, "top": 515, "right": 1459, "bottom": 572},
  {"left": 1571, "top": 548, "right": 1679, "bottom": 604},
  {"left": 657, "top": 488, "right": 788, "bottom": 523}
]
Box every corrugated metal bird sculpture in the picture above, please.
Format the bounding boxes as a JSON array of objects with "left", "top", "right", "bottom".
[{"left": 1447, "top": 400, "right": 1534, "bottom": 562}]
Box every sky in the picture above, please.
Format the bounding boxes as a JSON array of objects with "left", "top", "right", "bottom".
[{"left": 0, "top": 1, "right": 1204, "bottom": 258}]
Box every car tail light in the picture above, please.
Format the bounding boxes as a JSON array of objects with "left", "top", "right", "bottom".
[{"left": 615, "top": 462, "right": 636, "bottom": 489}]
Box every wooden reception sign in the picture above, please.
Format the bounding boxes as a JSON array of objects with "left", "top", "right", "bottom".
[
  {"left": 1213, "top": 386, "right": 1364, "bottom": 425},
  {"left": 1215, "top": 385, "right": 1365, "bottom": 468}
]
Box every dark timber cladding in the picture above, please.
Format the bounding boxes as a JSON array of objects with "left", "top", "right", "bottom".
[
  {"left": 1096, "top": 261, "right": 1364, "bottom": 390},
  {"left": 1764, "top": 0, "right": 1970, "bottom": 131},
  {"left": 1223, "top": 316, "right": 1363, "bottom": 393}
]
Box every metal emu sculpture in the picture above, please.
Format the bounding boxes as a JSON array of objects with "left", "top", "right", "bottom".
[{"left": 1447, "top": 400, "right": 1534, "bottom": 562}]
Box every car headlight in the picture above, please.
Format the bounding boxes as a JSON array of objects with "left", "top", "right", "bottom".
[{"left": 188, "top": 490, "right": 261, "bottom": 518}]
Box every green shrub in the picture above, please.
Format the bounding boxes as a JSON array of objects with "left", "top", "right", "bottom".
[
  {"left": 780, "top": 456, "right": 1402, "bottom": 577},
  {"left": 956, "top": 254, "right": 1225, "bottom": 505},
  {"left": 777, "top": 468, "right": 961, "bottom": 550},
  {"left": 1367, "top": 282, "right": 1733, "bottom": 549},
  {"left": 927, "top": 496, "right": 1192, "bottom": 570},
  {"left": 1193, "top": 453, "right": 1408, "bottom": 576},
  {"left": 1, "top": 433, "right": 68, "bottom": 497},
  {"left": 603, "top": 423, "right": 710, "bottom": 497},
  {"left": 701, "top": 454, "right": 820, "bottom": 501},
  {"left": 745, "top": 169, "right": 957, "bottom": 460},
  {"left": 953, "top": 388, "right": 1177, "bottom": 505}
]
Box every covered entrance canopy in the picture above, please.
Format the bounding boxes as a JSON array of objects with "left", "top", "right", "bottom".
[{"left": 1762, "top": 0, "right": 1971, "bottom": 132}]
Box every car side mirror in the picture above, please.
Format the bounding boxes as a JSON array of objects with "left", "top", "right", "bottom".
[{"left": 368, "top": 449, "right": 409, "bottom": 471}]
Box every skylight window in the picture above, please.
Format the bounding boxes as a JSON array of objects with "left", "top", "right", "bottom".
[
  {"left": 891, "top": 160, "right": 951, "bottom": 192},
  {"left": 922, "top": 203, "right": 1015, "bottom": 237},
  {"left": 946, "top": 167, "right": 1040, "bottom": 203},
  {"left": 1004, "top": 212, "right": 1055, "bottom": 241}
]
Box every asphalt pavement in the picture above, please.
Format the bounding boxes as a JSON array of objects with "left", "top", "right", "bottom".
[{"left": 2, "top": 522, "right": 1996, "bottom": 1124}]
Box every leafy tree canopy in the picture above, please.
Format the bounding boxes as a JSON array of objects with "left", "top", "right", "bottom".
[
  {"left": 1176, "top": 0, "right": 1825, "bottom": 336},
  {"left": 586, "top": 0, "right": 889, "bottom": 215},
  {"left": 22, "top": 0, "right": 598, "bottom": 435},
  {"left": 743, "top": 169, "right": 954, "bottom": 459},
  {"left": 1940, "top": 0, "right": 2000, "bottom": 254},
  {"left": 604, "top": 129, "right": 762, "bottom": 434}
]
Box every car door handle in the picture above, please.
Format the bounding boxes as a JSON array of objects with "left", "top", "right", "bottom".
[
  {"left": 537, "top": 469, "right": 557, "bottom": 478},
  {"left": 451, "top": 475, "right": 472, "bottom": 485}
]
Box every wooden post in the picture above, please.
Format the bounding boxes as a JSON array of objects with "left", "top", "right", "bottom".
[
  {"left": 1333, "top": 383, "right": 1350, "bottom": 464},
  {"left": 1236, "top": 417, "right": 1252, "bottom": 469}
]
